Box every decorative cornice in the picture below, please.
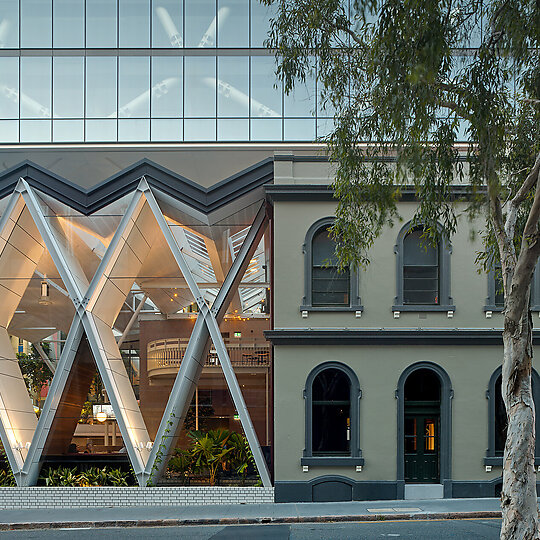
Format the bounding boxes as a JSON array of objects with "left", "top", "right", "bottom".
[
  {"left": 273, "top": 153, "right": 470, "bottom": 163},
  {"left": 265, "top": 184, "right": 482, "bottom": 203},
  {"left": 264, "top": 328, "right": 540, "bottom": 346},
  {"left": 0, "top": 158, "right": 274, "bottom": 215}
]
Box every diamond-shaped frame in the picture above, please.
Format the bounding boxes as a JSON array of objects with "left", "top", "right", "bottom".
[{"left": 0, "top": 177, "right": 271, "bottom": 487}]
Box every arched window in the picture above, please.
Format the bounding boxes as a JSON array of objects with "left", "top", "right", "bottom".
[
  {"left": 301, "top": 218, "right": 362, "bottom": 312},
  {"left": 312, "top": 367, "right": 351, "bottom": 454},
  {"left": 485, "top": 367, "right": 540, "bottom": 465},
  {"left": 403, "top": 228, "right": 439, "bottom": 305},
  {"left": 311, "top": 227, "right": 350, "bottom": 307},
  {"left": 393, "top": 222, "right": 453, "bottom": 312},
  {"left": 485, "top": 262, "right": 540, "bottom": 312},
  {"left": 302, "top": 362, "right": 363, "bottom": 466}
]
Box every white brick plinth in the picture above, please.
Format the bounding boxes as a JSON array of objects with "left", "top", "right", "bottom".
[{"left": 0, "top": 487, "right": 275, "bottom": 508}]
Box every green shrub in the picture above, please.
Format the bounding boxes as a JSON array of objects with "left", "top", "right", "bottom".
[
  {"left": 166, "top": 429, "right": 261, "bottom": 486},
  {"left": 41, "top": 466, "right": 130, "bottom": 487},
  {"left": 0, "top": 446, "right": 15, "bottom": 486}
]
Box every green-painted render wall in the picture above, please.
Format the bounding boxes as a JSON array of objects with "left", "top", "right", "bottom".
[
  {"left": 273, "top": 199, "right": 522, "bottom": 329},
  {"left": 273, "top": 344, "right": 514, "bottom": 484}
]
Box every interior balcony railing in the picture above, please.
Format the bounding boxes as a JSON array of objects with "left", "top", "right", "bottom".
[{"left": 147, "top": 338, "right": 271, "bottom": 378}]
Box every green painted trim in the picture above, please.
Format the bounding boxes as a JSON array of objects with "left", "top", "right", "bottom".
[{"left": 265, "top": 328, "right": 540, "bottom": 346}]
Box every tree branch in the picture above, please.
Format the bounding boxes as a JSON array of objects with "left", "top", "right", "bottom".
[
  {"left": 523, "top": 158, "right": 540, "bottom": 238},
  {"left": 505, "top": 150, "right": 540, "bottom": 240},
  {"left": 506, "top": 161, "right": 540, "bottom": 324},
  {"left": 335, "top": 23, "right": 363, "bottom": 46}
]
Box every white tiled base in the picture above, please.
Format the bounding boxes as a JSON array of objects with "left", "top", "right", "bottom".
[{"left": 0, "top": 486, "right": 275, "bottom": 508}]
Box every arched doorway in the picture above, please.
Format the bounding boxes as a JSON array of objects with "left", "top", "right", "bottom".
[
  {"left": 396, "top": 362, "right": 453, "bottom": 498},
  {"left": 404, "top": 369, "right": 441, "bottom": 483}
]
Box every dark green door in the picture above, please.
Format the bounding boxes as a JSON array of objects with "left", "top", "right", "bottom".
[{"left": 404, "top": 409, "right": 440, "bottom": 483}]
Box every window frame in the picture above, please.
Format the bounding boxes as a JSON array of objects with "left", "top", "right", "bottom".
[
  {"left": 485, "top": 366, "right": 540, "bottom": 466},
  {"left": 301, "top": 217, "right": 362, "bottom": 313},
  {"left": 393, "top": 221, "right": 454, "bottom": 312},
  {"left": 484, "top": 261, "right": 540, "bottom": 312},
  {"left": 301, "top": 361, "right": 364, "bottom": 467}
]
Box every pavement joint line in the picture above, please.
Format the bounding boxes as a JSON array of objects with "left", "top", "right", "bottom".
[{"left": 0, "top": 511, "right": 503, "bottom": 530}]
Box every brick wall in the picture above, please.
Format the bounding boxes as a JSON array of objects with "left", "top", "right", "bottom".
[{"left": 0, "top": 487, "right": 275, "bottom": 508}]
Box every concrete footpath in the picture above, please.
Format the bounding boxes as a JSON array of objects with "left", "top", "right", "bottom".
[{"left": 0, "top": 498, "right": 503, "bottom": 530}]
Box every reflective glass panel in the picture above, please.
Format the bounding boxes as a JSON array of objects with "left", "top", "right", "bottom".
[
  {"left": 217, "top": 119, "right": 249, "bottom": 140},
  {"left": 250, "top": 0, "right": 274, "bottom": 47},
  {"left": 185, "top": 0, "right": 216, "bottom": 47},
  {"left": 21, "top": 57, "right": 51, "bottom": 119},
  {"left": 119, "top": 57, "right": 150, "bottom": 118},
  {"left": 0, "top": 0, "right": 19, "bottom": 48},
  {"left": 20, "top": 120, "right": 51, "bottom": 142},
  {"left": 0, "top": 57, "right": 19, "bottom": 119},
  {"left": 86, "top": 57, "right": 117, "bottom": 118},
  {"left": 0, "top": 120, "right": 18, "bottom": 142},
  {"left": 284, "top": 74, "right": 316, "bottom": 117},
  {"left": 53, "top": 0, "right": 84, "bottom": 48},
  {"left": 53, "top": 57, "right": 84, "bottom": 118},
  {"left": 86, "top": 0, "right": 118, "bottom": 48},
  {"left": 21, "top": 0, "right": 52, "bottom": 47},
  {"left": 152, "top": 0, "right": 183, "bottom": 47},
  {"left": 184, "top": 57, "right": 216, "bottom": 117},
  {"left": 217, "top": 0, "right": 249, "bottom": 47},
  {"left": 119, "top": 119, "right": 149, "bottom": 141},
  {"left": 250, "top": 118, "right": 281, "bottom": 141},
  {"left": 151, "top": 119, "right": 183, "bottom": 141},
  {"left": 85, "top": 119, "right": 117, "bottom": 141},
  {"left": 251, "top": 56, "right": 282, "bottom": 117},
  {"left": 119, "top": 0, "right": 150, "bottom": 47},
  {"left": 217, "top": 57, "right": 249, "bottom": 117},
  {"left": 284, "top": 119, "right": 315, "bottom": 141},
  {"left": 184, "top": 118, "right": 216, "bottom": 141},
  {"left": 317, "top": 118, "right": 336, "bottom": 138},
  {"left": 53, "top": 120, "right": 84, "bottom": 142},
  {"left": 151, "top": 57, "right": 182, "bottom": 118}
]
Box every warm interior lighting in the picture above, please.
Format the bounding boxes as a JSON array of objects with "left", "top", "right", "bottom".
[
  {"left": 96, "top": 411, "right": 107, "bottom": 423},
  {"left": 40, "top": 281, "right": 49, "bottom": 298},
  {"left": 425, "top": 419, "right": 435, "bottom": 451}
]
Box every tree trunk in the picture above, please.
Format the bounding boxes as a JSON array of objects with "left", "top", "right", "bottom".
[{"left": 501, "top": 308, "right": 539, "bottom": 540}]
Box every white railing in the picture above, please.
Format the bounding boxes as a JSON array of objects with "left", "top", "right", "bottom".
[{"left": 147, "top": 338, "right": 270, "bottom": 374}]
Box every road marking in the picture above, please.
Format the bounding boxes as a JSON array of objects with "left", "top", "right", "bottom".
[
  {"left": 354, "top": 517, "right": 501, "bottom": 524},
  {"left": 393, "top": 508, "right": 421, "bottom": 512},
  {"left": 367, "top": 508, "right": 397, "bottom": 512}
]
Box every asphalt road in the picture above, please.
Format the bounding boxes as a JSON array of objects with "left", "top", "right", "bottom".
[{"left": 0, "top": 519, "right": 502, "bottom": 539}]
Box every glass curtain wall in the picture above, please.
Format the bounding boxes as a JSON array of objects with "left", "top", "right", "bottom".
[
  {"left": 0, "top": 183, "right": 271, "bottom": 485},
  {"left": 0, "top": 0, "right": 498, "bottom": 143},
  {"left": 0, "top": 0, "right": 329, "bottom": 143}
]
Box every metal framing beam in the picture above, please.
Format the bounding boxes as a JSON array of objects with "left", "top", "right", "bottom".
[
  {"left": 0, "top": 178, "right": 272, "bottom": 488},
  {"left": 144, "top": 188, "right": 271, "bottom": 486}
]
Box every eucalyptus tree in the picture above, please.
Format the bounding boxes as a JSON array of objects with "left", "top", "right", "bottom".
[{"left": 262, "top": 0, "right": 540, "bottom": 537}]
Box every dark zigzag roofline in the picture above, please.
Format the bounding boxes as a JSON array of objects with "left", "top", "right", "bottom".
[{"left": 0, "top": 157, "right": 274, "bottom": 216}]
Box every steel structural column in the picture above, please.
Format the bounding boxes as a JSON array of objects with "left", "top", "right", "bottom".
[
  {"left": 81, "top": 188, "right": 153, "bottom": 480},
  {"left": 25, "top": 181, "right": 152, "bottom": 482},
  {"left": 20, "top": 318, "right": 85, "bottom": 486}
]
